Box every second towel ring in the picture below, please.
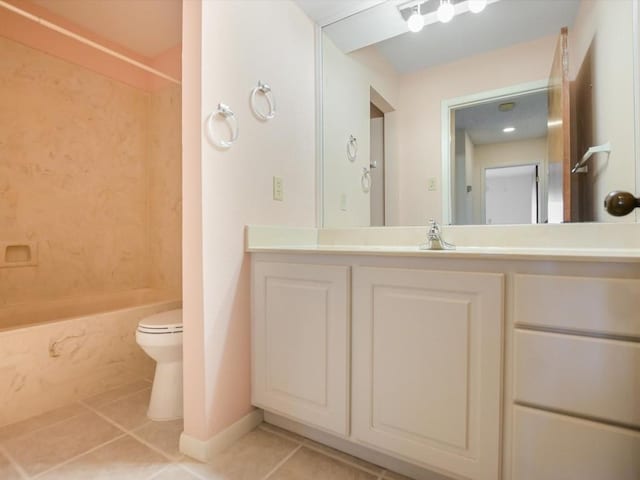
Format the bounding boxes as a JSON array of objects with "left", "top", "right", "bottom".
[
  {"left": 250, "top": 81, "right": 276, "bottom": 120},
  {"left": 206, "top": 103, "right": 239, "bottom": 149},
  {"left": 347, "top": 135, "right": 358, "bottom": 162},
  {"left": 361, "top": 167, "right": 371, "bottom": 193}
]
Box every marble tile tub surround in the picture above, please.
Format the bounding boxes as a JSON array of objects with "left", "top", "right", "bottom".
[
  {"left": 246, "top": 223, "right": 640, "bottom": 254},
  {"left": 0, "top": 385, "right": 412, "bottom": 480},
  {"left": 0, "top": 37, "right": 182, "bottom": 307},
  {"left": 0, "top": 298, "right": 180, "bottom": 427}
]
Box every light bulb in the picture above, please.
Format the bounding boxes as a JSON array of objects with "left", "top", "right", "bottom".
[
  {"left": 468, "top": 0, "right": 487, "bottom": 13},
  {"left": 503, "top": 126, "right": 516, "bottom": 133},
  {"left": 437, "top": 0, "right": 455, "bottom": 23},
  {"left": 407, "top": 7, "right": 424, "bottom": 32}
]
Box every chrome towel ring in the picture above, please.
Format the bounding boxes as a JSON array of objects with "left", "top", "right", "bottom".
[
  {"left": 347, "top": 135, "right": 358, "bottom": 161},
  {"left": 206, "top": 103, "right": 239, "bottom": 149},
  {"left": 362, "top": 167, "right": 371, "bottom": 193},
  {"left": 250, "top": 81, "right": 276, "bottom": 120}
]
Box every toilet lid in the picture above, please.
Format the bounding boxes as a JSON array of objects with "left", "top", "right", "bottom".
[{"left": 138, "top": 309, "right": 183, "bottom": 334}]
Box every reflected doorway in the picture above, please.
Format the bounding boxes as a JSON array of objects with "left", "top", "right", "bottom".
[
  {"left": 370, "top": 103, "right": 385, "bottom": 226},
  {"left": 484, "top": 164, "right": 539, "bottom": 225}
]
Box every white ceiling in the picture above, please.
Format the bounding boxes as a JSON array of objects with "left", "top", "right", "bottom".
[
  {"left": 301, "top": 0, "right": 581, "bottom": 74},
  {"left": 30, "top": 0, "right": 182, "bottom": 57},
  {"left": 295, "top": 0, "right": 388, "bottom": 27},
  {"left": 455, "top": 90, "right": 548, "bottom": 145}
]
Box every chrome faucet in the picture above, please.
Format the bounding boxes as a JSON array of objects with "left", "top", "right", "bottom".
[{"left": 420, "top": 219, "right": 455, "bottom": 250}]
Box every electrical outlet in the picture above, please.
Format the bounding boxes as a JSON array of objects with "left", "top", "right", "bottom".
[
  {"left": 428, "top": 177, "right": 438, "bottom": 191},
  {"left": 273, "top": 176, "right": 283, "bottom": 201},
  {"left": 340, "top": 193, "right": 348, "bottom": 211}
]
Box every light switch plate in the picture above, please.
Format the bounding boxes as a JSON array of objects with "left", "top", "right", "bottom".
[
  {"left": 428, "top": 177, "right": 438, "bottom": 191},
  {"left": 340, "top": 193, "right": 348, "bottom": 211},
  {"left": 273, "top": 176, "right": 284, "bottom": 201}
]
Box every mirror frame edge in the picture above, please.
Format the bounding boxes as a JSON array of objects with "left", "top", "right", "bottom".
[
  {"left": 633, "top": 0, "right": 640, "bottom": 223},
  {"left": 315, "top": 24, "right": 324, "bottom": 228}
]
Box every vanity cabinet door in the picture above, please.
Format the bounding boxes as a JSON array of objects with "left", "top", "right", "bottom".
[
  {"left": 251, "top": 260, "right": 350, "bottom": 436},
  {"left": 352, "top": 267, "right": 504, "bottom": 480}
]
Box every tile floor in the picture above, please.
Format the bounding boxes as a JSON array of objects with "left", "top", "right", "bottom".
[{"left": 0, "top": 380, "right": 411, "bottom": 479}]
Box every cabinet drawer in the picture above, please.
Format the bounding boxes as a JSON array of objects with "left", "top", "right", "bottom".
[
  {"left": 514, "top": 274, "right": 640, "bottom": 338},
  {"left": 513, "top": 406, "right": 640, "bottom": 480},
  {"left": 514, "top": 330, "right": 640, "bottom": 427}
]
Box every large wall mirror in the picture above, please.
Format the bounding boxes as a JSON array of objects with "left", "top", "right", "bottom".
[{"left": 316, "top": 0, "right": 640, "bottom": 227}]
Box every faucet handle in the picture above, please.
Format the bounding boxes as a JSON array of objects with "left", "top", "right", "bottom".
[{"left": 427, "top": 219, "right": 441, "bottom": 237}]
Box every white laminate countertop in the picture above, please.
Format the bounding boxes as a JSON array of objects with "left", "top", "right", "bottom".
[{"left": 245, "top": 225, "right": 640, "bottom": 263}]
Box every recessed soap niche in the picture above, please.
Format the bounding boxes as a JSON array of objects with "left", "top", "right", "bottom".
[{"left": 0, "top": 241, "right": 38, "bottom": 268}]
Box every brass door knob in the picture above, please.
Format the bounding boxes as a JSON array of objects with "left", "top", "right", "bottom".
[{"left": 604, "top": 191, "right": 640, "bottom": 216}]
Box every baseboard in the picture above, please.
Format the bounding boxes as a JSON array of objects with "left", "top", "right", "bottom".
[{"left": 179, "top": 409, "right": 264, "bottom": 462}]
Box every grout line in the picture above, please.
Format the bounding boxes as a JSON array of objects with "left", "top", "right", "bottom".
[
  {"left": 301, "top": 439, "right": 383, "bottom": 476},
  {"left": 261, "top": 443, "right": 303, "bottom": 480},
  {"left": 0, "top": 402, "right": 89, "bottom": 443},
  {"left": 79, "top": 401, "right": 179, "bottom": 463},
  {"left": 81, "top": 383, "right": 152, "bottom": 410},
  {"left": 258, "top": 424, "right": 305, "bottom": 445},
  {"left": 0, "top": 443, "right": 29, "bottom": 480},
  {"left": 31, "top": 433, "right": 128, "bottom": 479}
]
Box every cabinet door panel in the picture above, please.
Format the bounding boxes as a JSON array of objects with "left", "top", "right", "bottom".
[
  {"left": 352, "top": 267, "right": 503, "bottom": 480},
  {"left": 252, "top": 261, "right": 350, "bottom": 436}
]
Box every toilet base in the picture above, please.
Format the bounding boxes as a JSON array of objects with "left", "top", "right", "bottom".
[{"left": 148, "top": 361, "right": 183, "bottom": 421}]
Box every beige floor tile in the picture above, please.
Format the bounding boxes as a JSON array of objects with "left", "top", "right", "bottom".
[
  {"left": 0, "top": 450, "right": 22, "bottom": 480},
  {"left": 82, "top": 380, "right": 151, "bottom": 408},
  {"left": 269, "top": 447, "right": 378, "bottom": 480},
  {"left": 304, "top": 440, "right": 384, "bottom": 474},
  {"left": 0, "top": 403, "right": 88, "bottom": 443},
  {"left": 3, "top": 411, "right": 123, "bottom": 477},
  {"left": 94, "top": 388, "right": 152, "bottom": 430},
  {"left": 383, "top": 472, "right": 414, "bottom": 480},
  {"left": 133, "top": 420, "right": 183, "bottom": 460},
  {"left": 182, "top": 429, "right": 299, "bottom": 480},
  {"left": 38, "top": 435, "right": 169, "bottom": 480},
  {"left": 258, "top": 423, "right": 306, "bottom": 444},
  {"left": 151, "top": 464, "right": 202, "bottom": 480}
]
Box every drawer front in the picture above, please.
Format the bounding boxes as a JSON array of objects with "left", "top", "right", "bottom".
[
  {"left": 513, "top": 406, "right": 640, "bottom": 480},
  {"left": 514, "top": 329, "right": 640, "bottom": 427},
  {"left": 514, "top": 274, "right": 640, "bottom": 338}
]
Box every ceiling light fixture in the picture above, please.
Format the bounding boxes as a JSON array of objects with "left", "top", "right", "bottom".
[
  {"left": 437, "top": 0, "right": 455, "bottom": 23},
  {"left": 407, "top": 4, "right": 425, "bottom": 32},
  {"left": 503, "top": 126, "right": 516, "bottom": 133},
  {"left": 468, "top": 0, "right": 487, "bottom": 13}
]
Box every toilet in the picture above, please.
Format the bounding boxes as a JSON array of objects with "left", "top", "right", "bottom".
[{"left": 135, "top": 309, "right": 183, "bottom": 421}]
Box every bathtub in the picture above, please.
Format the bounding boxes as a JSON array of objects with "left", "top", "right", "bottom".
[{"left": 0, "top": 288, "right": 181, "bottom": 426}]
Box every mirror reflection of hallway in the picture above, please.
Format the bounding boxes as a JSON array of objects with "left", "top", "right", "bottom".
[
  {"left": 370, "top": 103, "right": 385, "bottom": 226},
  {"left": 484, "top": 164, "right": 539, "bottom": 225}
]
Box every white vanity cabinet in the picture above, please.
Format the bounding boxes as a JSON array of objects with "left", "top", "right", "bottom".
[
  {"left": 251, "top": 260, "right": 350, "bottom": 436},
  {"left": 351, "top": 267, "right": 504, "bottom": 480}
]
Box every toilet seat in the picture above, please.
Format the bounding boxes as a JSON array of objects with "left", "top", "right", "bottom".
[{"left": 137, "top": 309, "right": 183, "bottom": 334}]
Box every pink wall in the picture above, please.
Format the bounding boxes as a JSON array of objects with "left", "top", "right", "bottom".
[
  {"left": 182, "top": 0, "right": 317, "bottom": 441},
  {"left": 1, "top": 0, "right": 180, "bottom": 92}
]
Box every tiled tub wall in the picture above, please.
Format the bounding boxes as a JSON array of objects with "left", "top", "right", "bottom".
[
  {"left": 0, "top": 300, "right": 180, "bottom": 427},
  {"left": 0, "top": 36, "right": 182, "bottom": 307}
]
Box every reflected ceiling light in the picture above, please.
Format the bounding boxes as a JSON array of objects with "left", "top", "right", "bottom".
[
  {"left": 407, "top": 4, "right": 425, "bottom": 32},
  {"left": 503, "top": 126, "right": 516, "bottom": 133},
  {"left": 468, "top": 0, "right": 487, "bottom": 13},
  {"left": 437, "top": 0, "right": 455, "bottom": 23}
]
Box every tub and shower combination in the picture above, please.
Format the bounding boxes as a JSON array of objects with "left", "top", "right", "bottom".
[
  {"left": 0, "top": 290, "right": 180, "bottom": 427},
  {"left": 0, "top": 2, "right": 182, "bottom": 428}
]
